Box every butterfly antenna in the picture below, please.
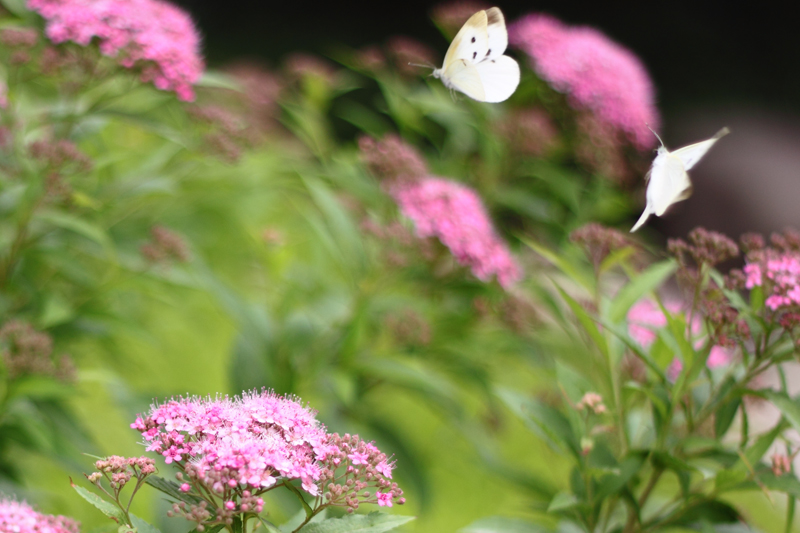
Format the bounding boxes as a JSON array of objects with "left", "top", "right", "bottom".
[
  {"left": 408, "top": 61, "right": 435, "bottom": 70},
  {"left": 646, "top": 123, "right": 665, "bottom": 148}
]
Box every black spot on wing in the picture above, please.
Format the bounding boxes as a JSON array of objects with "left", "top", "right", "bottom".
[
  {"left": 473, "top": 51, "right": 477, "bottom": 59},
  {"left": 471, "top": 36, "right": 476, "bottom": 43},
  {"left": 486, "top": 49, "right": 491, "bottom": 57}
]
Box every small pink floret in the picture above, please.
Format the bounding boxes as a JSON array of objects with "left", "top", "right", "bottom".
[
  {"left": 377, "top": 492, "right": 393, "bottom": 507},
  {"left": 180, "top": 483, "right": 191, "bottom": 492}
]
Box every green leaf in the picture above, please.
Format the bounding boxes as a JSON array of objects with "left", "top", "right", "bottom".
[
  {"left": 520, "top": 237, "right": 593, "bottom": 290},
  {"left": 762, "top": 391, "right": 800, "bottom": 434},
  {"left": 460, "top": 516, "right": 551, "bottom": 532},
  {"left": 594, "top": 453, "right": 645, "bottom": 500},
  {"left": 671, "top": 499, "right": 741, "bottom": 526},
  {"left": 0, "top": 0, "right": 31, "bottom": 17},
  {"left": 714, "top": 396, "right": 741, "bottom": 439},
  {"left": 130, "top": 514, "right": 161, "bottom": 533},
  {"left": 35, "top": 209, "right": 115, "bottom": 252},
  {"left": 497, "top": 388, "right": 579, "bottom": 457},
  {"left": 196, "top": 71, "right": 241, "bottom": 90},
  {"left": 607, "top": 260, "right": 677, "bottom": 324},
  {"left": 750, "top": 285, "right": 765, "bottom": 312},
  {"left": 555, "top": 285, "right": 608, "bottom": 358},
  {"left": 145, "top": 475, "right": 202, "bottom": 505},
  {"left": 71, "top": 482, "right": 127, "bottom": 524},
  {"left": 299, "top": 512, "right": 415, "bottom": 533},
  {"left": 547, "top": 491, "right": 579, "bottom": 513},
  {"left": 279, "top": 509, "right": 327, "bottom": 533},
  {"left": 623, "top": 381, "right": 668, "bottom": 418}
]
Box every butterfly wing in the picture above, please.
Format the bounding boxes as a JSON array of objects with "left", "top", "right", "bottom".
[
  {"left": 631, "top": 152, "right": 691, "bottom": 232},
  {"left": 671, "top": 127, "right": 730, "bottom": 170},
  {"left": 473, "top": 56, "right": 519, "bottom": 102},
  {"left": 484, "top": 7, "right": 508, "bottom": 60},
  {"left": 442, "top": 10, "right": 489, "bottom": 68},
  {"left": 649, "top": 153, "right": 691, "bottom": 216},
  {"left": 438, "top": 8, "right": 519, "bottom": 103},
  {"left": 442, "top": 59, "right": 486, "bottom": 101}
]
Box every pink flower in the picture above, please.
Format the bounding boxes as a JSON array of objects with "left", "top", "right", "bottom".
[
  {"left": 0, "top": 497, "right": 79, "bottom": 533},
  {"left": 375, "top": 460, "right": 393, "bottom": 478},
  {"left": 377, "top": 492, "right": 393, "bottom": 507},
  {"left": 627, "top": 299, "right": 686, "bottom": 348},
  {"left": 706, "top": 345, "right": 732, "bottom": 369},
  {"left": 390, "top": 177, "right": 522, "bottom": 288},
  {"left": 28, "top": 0, "right": 204, "bottom": 101},
  {"left": 509, "top": 14, "right": 659, "bottom": 150},
  {"left": 745, "top": 253, "right": 800, "bottom": 311},
  {"left": 666, "top": 358, "right": 683, "bottom": 381},
  {"left": 348, "top": 451, "right": 369, "bottom": 465}
]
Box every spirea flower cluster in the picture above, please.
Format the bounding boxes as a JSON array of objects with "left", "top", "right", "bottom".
[
  {"left": 390, "top": 178, "right": 522, "bottom": 288},
  {"left": 509, "top": 14, "right": 658, "bottom": 150},
  {"left": 27, "top": 0, "right": 204, "bottom": 101},
  {"left": 744, "top": 254, "right": 800, "bottom": 311},
  {"left": 131, "top": 389, "right": 402, "bottom": 524},
  {"left": 0, "top": 497, "right": 79, "bottom": 533}
]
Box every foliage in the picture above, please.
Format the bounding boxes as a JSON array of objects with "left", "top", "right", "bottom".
[{"left": 0, "top": 1, "right": 797, "bottom": 533}]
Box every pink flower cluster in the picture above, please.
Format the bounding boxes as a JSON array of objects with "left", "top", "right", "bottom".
[
  {"left": 0, "top": 497, "right": 79, "bottom": 533},
  {"left": 131, "top": 389, "right": 396, "bottom": 505},
  {"left": 627, "top": 299, "right": 732, "bottom": 378},
  {"left": 744, "top": 253, "right": 800, "bottom": 311},
  {"left": 28, "top": 0, "right": 204, "bottom": 101},
  {"left": 390, "top": 178, "right": 522, "bottom": 288},
  {"left": 509, "top": 14, "right": 659, "bottom": 150}
]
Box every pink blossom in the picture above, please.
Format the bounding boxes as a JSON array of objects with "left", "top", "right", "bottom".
[
  {"left": 0, "top": 497, "right": 79, "bottom": 533},
  {"left": 509, "top": 14, "right": 659, "bottom": 150},
  {"left": 375, "top": 460, "right": 393, "bottom": 478},
  {"left": 377, "top": 492, "right": 393, "bottom": 507},
  {"left": 132, "top": 389, "right": 400, "bottom": 507},
  {"left": 390, "top": 177, "right": 522, "bottom": 288},
  {"left": 28, "top": 0, "right": 204, "bottom": 101},
  {"left": 348, "top": 451, "right": 369, "bottom": 465},
  {"left": 666, "top": 358, "right": 683, "bottom": 381},
  {"left": 627, "top": 299, "right": 685, "bottom": 348},
  {"left": 746, "top": 253, "right": 800, "bottom": 310},
  {"left": 707, "top": 345, "right": 732, "bottom": 369}
]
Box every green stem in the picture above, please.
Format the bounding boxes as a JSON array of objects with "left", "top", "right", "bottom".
[{"left": 785, "top": 496, "right": 795, "bottom": 533}]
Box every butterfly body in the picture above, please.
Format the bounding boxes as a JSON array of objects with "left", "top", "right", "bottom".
[
  {"left": 432, "top": 7, "right": 520, "bottom": 103},
  {"left": 631, "top": 127, "right": 730, "bottom": 232}
]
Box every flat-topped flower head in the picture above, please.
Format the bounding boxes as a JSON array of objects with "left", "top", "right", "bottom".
[
  {"left": 28, "top": 0, "right": 204, "bottom": 101},
  {"left": 132, "top": 389, "right": 403, "bottom": 527},
  {"left": 390, "top": 177, "right": 522, "bottom": 288},
  {"left": 509, "top": 14, "right": 658, "bottom": 150},
  {"left": 0, "top": 497, "right": 79, "bottom": 533}
]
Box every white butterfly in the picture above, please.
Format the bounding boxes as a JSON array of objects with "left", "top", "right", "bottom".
[
  {"left": 432, "top": 7, "right": 520, "bottom": 103},
  {"left": 630, "top": 127, "right": 730, "bottom": 232}
]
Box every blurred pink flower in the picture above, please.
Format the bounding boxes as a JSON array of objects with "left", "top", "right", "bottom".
[
  {"left": 390, "top": 177, "right": 522, "bottom": 288},
  {"left": 509, "top": 14, "right": 658, "bottom": 150},
  {"left": 628, "top": 299, "right": 734, "bottom": 379},
  {"left": 28, "top": 0, "right": 204, "bottom": 101},
  {"left": 706, "top": 345, "right": 732, "bottom": 368},
  {"left": 627, "top": 299, "right": 684, "bottom": 348},
  {"left": 0, "top": 497, "right": 79, "bottom": 533}
]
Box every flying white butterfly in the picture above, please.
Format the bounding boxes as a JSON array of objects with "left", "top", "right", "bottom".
[
  {"left": 630, "top": 127, "right": 730, "bottom": 233},
  {"left": 431, "top": 7, "right": 520, "bottom": 103}
]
